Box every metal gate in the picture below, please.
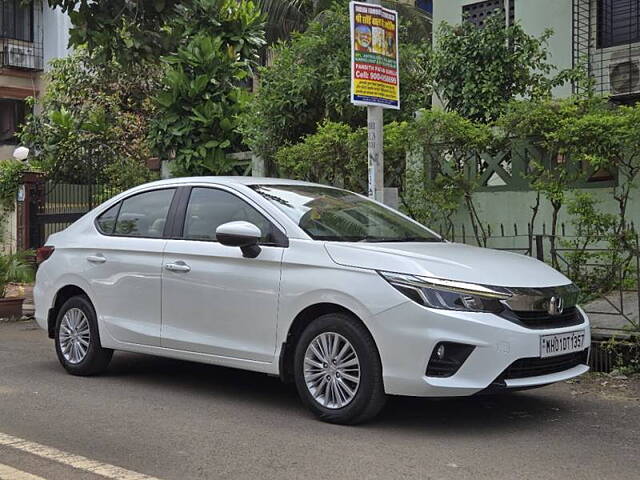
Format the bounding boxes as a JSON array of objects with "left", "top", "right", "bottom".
[{"left": 25, "top": 178, "right": 115, "bottom": 249}]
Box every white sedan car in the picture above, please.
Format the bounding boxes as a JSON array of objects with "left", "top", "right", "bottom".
[{"left": 34, "top": 177, "right": 590, "bottom": 424}]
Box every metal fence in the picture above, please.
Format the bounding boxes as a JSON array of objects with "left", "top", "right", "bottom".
[
  {"left": 27, "top": 180, "right": 120, "bottom": 249},
  {"left": 19, "top": 155, "right": 257, "bottom": 250}
]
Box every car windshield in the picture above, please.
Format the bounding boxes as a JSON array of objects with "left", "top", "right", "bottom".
[{"left": 250, "top": 184, "right": 442, "bottom": 242}]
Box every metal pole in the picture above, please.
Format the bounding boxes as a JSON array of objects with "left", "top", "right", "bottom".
[
  {"left": 367, "top": 106, "right": 384, "bottom": 202},
  {"left": 367, "top": 0, "right": 384, "bottom": 203},
  {"left": 505, "top": 0, "right": 510, "bottom": 28},
  {"left": 636, "top": 233, "right": 640, "bottom": 331},
  {"left": 535, "top": 235, "right": 544, "bottom": 261}
]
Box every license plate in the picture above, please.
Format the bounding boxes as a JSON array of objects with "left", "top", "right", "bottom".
[{"left": 540, "top": 330, "right": 586, "bottom": 358}]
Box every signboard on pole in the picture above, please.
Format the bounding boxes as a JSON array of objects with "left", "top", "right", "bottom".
[{"left": 349, "top": 1, "right": 400, "bottom": 110}]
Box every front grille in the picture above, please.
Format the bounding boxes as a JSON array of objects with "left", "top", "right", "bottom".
[
  {"left": 503, "top": 350, "right": 589, "bottom": 379},
  {"left": 502, "top": 306, "right": 584, "bottom": 330}
]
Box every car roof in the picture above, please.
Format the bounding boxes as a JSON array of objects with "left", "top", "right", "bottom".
[{"left": 137, "top": 176, "right": 328, "bottom": 189}]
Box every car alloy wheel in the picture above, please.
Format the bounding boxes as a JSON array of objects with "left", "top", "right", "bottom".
[
  {"left": 303, "top": 332, "right": 361, "bottom": 409},
  {"left": 294, "top": 313, "right": 387, "bottom": 424},
  {"left": 58, "top": 307, "right": 91, "bottom": 364},
  {"left": 55, "top": 295, "right": 113, "bottom": 376}
]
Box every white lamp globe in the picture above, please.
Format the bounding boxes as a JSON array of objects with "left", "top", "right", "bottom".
[{"left": 13, "top": 146, "right": 29, "bottom": 161}]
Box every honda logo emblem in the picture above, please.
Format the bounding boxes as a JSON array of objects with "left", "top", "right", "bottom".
[{"left": 548, "top": 296, "right": 564, "bottom": 316}]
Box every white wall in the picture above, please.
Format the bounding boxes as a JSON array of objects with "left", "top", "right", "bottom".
[
  {"left": 42, "top": 3, "right": 72, "bottom": 70},
  {"left": 516, "top": 0, "right": 572, "bottom": 97}
]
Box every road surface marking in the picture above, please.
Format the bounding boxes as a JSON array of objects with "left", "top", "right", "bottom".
[
  {"left": 0, "top": 433, "right": 162, "bottom": 480},
  {"left": 0, "top": 463, "right": 47, "bottom": 480}
]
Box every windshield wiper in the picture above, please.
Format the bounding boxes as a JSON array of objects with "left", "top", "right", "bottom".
[
  {"left": 359, "top": 236, "right": 442, "bottom": 243},
  {"left": 395, "top": 236, "right": 442, "bottom": 243}
]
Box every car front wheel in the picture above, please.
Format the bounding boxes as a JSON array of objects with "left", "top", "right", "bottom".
[
  {"left": 294, "top": 312, "right": 386, "bottom": 424},
  {"left": 54, "top": 295, "right": 113, "bottom": 376}
]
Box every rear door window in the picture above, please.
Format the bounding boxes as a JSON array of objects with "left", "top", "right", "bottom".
[
  {"left": 110, "top": 189, "right": 176, "bottom": 238},
  {"left": 95, "top": 203, "right": 120, "bottom": 234}
]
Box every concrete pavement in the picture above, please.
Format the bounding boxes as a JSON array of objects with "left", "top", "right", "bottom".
[{"left": 1, "top": 320, "right": 639, "bottom": 480}]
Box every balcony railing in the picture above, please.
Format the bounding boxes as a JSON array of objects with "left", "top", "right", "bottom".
[{"left": 0, "top": 1, "right": 43, "bottom": 72}]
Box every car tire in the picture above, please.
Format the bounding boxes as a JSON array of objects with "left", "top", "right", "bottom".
[
  {"left": 54, "top": 295, "right": 113, "bottom": 376},
  {"left": 294, "top": 312, "right": 386, "bottom": 424}
]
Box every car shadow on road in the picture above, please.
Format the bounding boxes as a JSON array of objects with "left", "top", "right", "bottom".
[
  {"left": 103, "top": 352, "right": 573, "bottom": 435},
  {"left": 376, "top": 392, "right": 571, "bottom": 434}
]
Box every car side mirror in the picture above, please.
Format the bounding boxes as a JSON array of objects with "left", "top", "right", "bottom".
[{"left": 216, "top": 221, "right": 262, "bottom": 258}]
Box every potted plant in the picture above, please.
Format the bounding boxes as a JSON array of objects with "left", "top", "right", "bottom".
[{"left": 0, "top": 251, "right": 34, "bottom": 319}]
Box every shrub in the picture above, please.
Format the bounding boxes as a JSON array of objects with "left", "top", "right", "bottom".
[{"left": 20, "top": 49, "right": 159, "bottom": 191}]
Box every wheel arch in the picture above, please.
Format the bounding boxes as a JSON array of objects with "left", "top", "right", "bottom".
[
  {"left": 278, "top": 302, "right": 378, "bottom": 384},
  {"left": 47, "top": 285, "right": 92, "bottom": 339}
]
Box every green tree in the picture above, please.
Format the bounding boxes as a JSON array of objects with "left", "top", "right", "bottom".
[
  {"left": 258, "top": 0, "right": 430, "bottom": 44},
  {"left": 402, "top": 109, "right": 494, "bottom": 244},
  {"left": 553, "top": 102, "right": 640, "bottom": 235},
  {"left": 274, "top": 120, "right": 408, "bottom": 192},
  {"left": 19, "top": 49, "right": 159, "bottom": 190},
  {"left": 47, "top": 0, "right": 183, "bottom": 64},
  {"left": 149, "top": 0, "right": 266, "bottom": 176},
  {"left": 563, "top": 192, "right": 619, "bottom": 294},
  {"left": 430, "top": 14, "right": 579, "bottom": 123},
  {"left": 238, "top": 3, "right": 431, "bottom": 162},
  {"left": 498, "top": 96, "right": 611, "bottom": 265},
  {"left": 0, "top": 160, "right": 27, "bottom": 212},
  {"left": 48, "top": 0, "right": 430, "bottom": 61}
]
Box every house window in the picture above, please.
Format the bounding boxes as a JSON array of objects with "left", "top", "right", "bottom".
[
  {"left": 416, "top": 0, "right": 433, "bottom": 15},
  {"left": 0, "top": 99, "right": 26, "bottom": 143},
  {"left": 0, "top": 0, "right": 33, "bottom": 42},
  {"left": 463, "top": 0, "right": 515, "bottom": 28},
  {"left": 598, "top": 0, "right": 640, "bottom": 48}
]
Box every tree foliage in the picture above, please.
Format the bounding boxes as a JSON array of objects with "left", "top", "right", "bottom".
[
  {"left": 0, "top": 251, "right": 33, "bottom": 298},
  {"left": 47, "top": 0, "right": 183, "bottom": 64},
  {"left": 274, "top": 120, "right": 409, "bottom": 192},
  {"left": 19, "top": 49, "right": 159, "bottom": 189},
  {"left": 430, "top": 14, "right": 579, "bottom": 123},
  {"left": 402, "top": 109, "right": 494, "bottom": 243},
  {"left": 149, "top": 0, "right": 266, "bottom": 176},
  {"left": 498, "top": 95, "right": 628, "bottom": 224},
  {"left": 499, "top": 95, "right": 640, "bottom": 277},
  {"left": 238, "top": 3, "right": 431, "bottom": 161},
  {"left": 0, "top": 160, "right": 27, "bottom": 212},
  {"left": 257, "top": 0, "right": 431, "bottom": 44},
  {"left": 497, "top": 97, "right": 601, "bottom": 262}
]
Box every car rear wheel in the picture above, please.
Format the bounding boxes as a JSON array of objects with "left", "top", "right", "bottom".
[
  {"left": 294, "top": 312, "right": 386, "bottom": 424},
  {"left": 54, "top": 295, "right": 113, "bottom": 376}
]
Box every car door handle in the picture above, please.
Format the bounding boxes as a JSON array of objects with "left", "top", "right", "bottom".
[
  {"left": 87, "top": 255, "right": 106, "bottom": 264},
  {"left": 165, "top": 262, "right": 191, "bottom": 273}
]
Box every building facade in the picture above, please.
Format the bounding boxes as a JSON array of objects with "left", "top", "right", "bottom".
[
  {"left": 0, "top": 1, "right": 70, "bottom": 253},
  {"left": 430, "top": 0, "right": 640, "bottom": 247},
  {"left": 0, "top": 0, "right": 71, "bottom": 161},
  {"left": 434, "top": 0, "right": 640, "bottom": 102}
]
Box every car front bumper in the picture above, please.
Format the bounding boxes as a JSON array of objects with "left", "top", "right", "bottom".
[{"left": 368, "top": 301, "right": 591, "bottom": 397}]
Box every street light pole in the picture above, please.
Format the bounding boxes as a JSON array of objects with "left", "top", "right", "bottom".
[{"left": 366, "top": 0, "right": 384, "bottom": 203}]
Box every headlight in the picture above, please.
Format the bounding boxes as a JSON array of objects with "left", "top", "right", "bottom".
[{"left": 379, "top": 271, "right": 512, "bottom": 313}]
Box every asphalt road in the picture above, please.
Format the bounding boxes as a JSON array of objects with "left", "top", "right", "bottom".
[{"left": 1, "top": 320, "right": 639, "bottom": 480}]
